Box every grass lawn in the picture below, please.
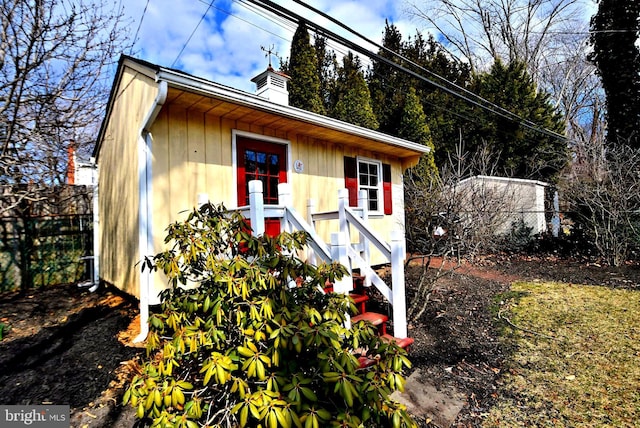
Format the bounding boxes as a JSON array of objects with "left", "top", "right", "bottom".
[{"left": 486, "top": 281, "right": 640, "bottom": 427}]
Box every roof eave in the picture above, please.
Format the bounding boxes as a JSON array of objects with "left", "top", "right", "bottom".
[
  {"left": 93, "top": 56, "right": 161, "bottom": 159},
  {"left": 156, "top": 68, "right": 430, "bottom": 156}
]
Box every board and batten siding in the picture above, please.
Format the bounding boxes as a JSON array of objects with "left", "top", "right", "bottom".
[
  {"left": 98, "top": 67, "right": 159, "bottom": 297},
  {"left": 149, "top": 103, "right": 405, "bottom": 303},
  {"left": 288, "top": 133, "right": 406, "bottom": 263}
]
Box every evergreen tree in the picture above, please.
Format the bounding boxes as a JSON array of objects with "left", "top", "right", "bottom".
[
  {"left": 331, "top": 52, "right": 379, "bottom": 129},
  {"left": 314, "top": 35, "right": 338, "bottom": 114},
  {"left": 287, "top": 21, "right": 325, "bottom": 114},
  {"left": 589, "top": 0, "right": 640, "bottom": 147},
  {"left": 368, "top": 23, "right": 472, "bottom": 167},
  {"left": 398, "top": 87, "right": 437, "bottom": 175},
  {"left": 368, "top": 22, "right": 407, "bottom": 134},
  {"left": 368, "top": 24, "right": 566, "bottom": 181},
  {"left": 471, "top": 60, "right": 568, "bottom": 180},
  {"left": 404, "top": 34, "right": 472, "bottom": 168}
]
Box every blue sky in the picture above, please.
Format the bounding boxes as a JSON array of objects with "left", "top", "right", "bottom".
[
  {"left": 120, "top": 0, "right": 602, "bottom": 96},
  {"left": 122, "top": 0, "right": 414, "bottom": 92}
]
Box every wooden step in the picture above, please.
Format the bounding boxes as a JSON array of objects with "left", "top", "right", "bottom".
[
  {"left": 356, "top": 335, "right": 415, "bottom": 369},
  {"left": 323, "top": 291, "right": 368, "bottom": 313},
  {"left": 323, "top": 284, "right": 368, "bottom": 310},
  {"left": 351, "top": 311, "right": 388, "bottom": 335},
  {"left": 324, "top": 273, "right": 367, "bottom": 293},
  {"left": 380, "top": 334, "right": 414, "bottom": 350},
  {"left": 357, "top": 355, "right": 378, "bottom": 368},
  {"left": 352, "top": 273, "right": 365, "bottom": 292},
  {"left": 349, "top": 293, "right": 368, "bottom": 313}
]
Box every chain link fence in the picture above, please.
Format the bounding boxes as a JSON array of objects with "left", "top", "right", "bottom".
[{"left": 409, "top": 207, "right": 587, "bottom": 256}]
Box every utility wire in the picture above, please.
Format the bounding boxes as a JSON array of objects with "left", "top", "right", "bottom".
[
  {"left": 246, "top": 0, "right": 567, "bottom": 143},
  {"left": 187, "top": 0, "right": 569, "bottom": 147},
  {"left": 193, "top": 0, "right": 296, "bottom": 46},
  {"left": 172, "top": 1, "right": 215, "bottom": 68},
  {"left": 130, "top": 0, "right": 151, "bottom": 55},
  {"left": 234, "top": 0, "right": 297, "bottom": 41},
  {"left": 217, "top": 0, "right": 563, "bottom": 150},
  {"left": 290, "top": 0, "right": 567, "bottom": 141},
  {"left": 226, "top": 0, "right": 557, "bottom": 145}
]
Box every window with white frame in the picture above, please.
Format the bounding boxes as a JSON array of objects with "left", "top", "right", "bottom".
[
  {"left": 358, "top": 158, "right": 382, "bottom": 212},
  {"left": 344, "top": 156, "right": 393, "bottom": 215}
]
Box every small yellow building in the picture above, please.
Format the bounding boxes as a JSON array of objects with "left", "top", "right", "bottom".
[{"left": 94, "top": 55, "right": 429, "bottom": 338}]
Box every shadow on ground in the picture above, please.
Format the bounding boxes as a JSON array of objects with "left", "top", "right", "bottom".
[
  {"left": 1, "top": 255, "right": 638, "bottom": 427},
  {"left": 0, "top": 284, "right": 143, "bottom": 427}
]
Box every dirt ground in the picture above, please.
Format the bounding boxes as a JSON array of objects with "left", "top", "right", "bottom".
[{"left": 0, "top": 255, "right": 638, "bottom": 427}]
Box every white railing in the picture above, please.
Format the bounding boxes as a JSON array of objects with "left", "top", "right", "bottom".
[{"left": 243, "top": 180, "right": 407, "bottom": 338}]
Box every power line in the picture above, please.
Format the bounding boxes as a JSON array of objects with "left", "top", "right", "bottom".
[
  {"left": 234, "top": 0, "right": 297, "bottom": 41},
  {"left": 206, "top": 0, "right": 565, "bottom": 149},
  {"left": 425, "top": 29, "right": 640, "bottom": 36},
  {"left": 586, "top": 28, "right": 640, "bottom": 34},
  {"left": 178, "top": 0, "right": 569, "bottom": 145},
  {"left": 291, "top": 0, "right": 567, "bottom": 141},
  {"left": 201, "top": 0, "right": 357, "bottom": 67},
  {"left": 246, "top": 0, "right": 567, "bottom": 143},
  {"left": 210, "top": 0, "right": 553, "bottom": 144},
  {"left": 172, "top": 1, "right": 215, "bottom": 68},
  {"left": 130, "top": 0, "right": 151, "bottom": 55},
  {"left": 194, "top": 0, "right": 298, "bottom": 41}
]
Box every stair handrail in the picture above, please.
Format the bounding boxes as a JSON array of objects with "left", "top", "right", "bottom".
[
  {"left": 332, "top": 189, "right": 408, "bottom": 338},
  {"left": 342, "top": 205, "right": 392, "bottom": 259},
  {"left": 337, "top": 217, "right": 407, "bottom": 338},
  {"left": 335, "top": 204, "right": 408, "bottom": 338},
  {"left": 345, "top": 245, "right": 392, "bottom": 302},
  {"left": 245, "top": 181, "right": 407, "bottom": 338},
  {"left": 279, "top": 182, "right": 334, "bottom": 263},
  {"left": 283, "top": 209, "right": 333, "bottom": 264}
]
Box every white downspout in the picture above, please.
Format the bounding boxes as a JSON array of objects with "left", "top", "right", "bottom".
[
  {"left": 134, "top": 80, "right": 167, "bottom": 343},
  {"left": 91, "top": 158, "right": 99, "bottom": 292}
]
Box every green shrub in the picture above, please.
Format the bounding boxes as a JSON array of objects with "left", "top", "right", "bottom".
[
  {"left": 499, "top": 219, "right": 534, "bottom": 253},
  {"left": 125, "top": 203, "right": 415, "bottom": 428},
  {"left": 0, "top": 322, "right": 8, "bottom": 340}
]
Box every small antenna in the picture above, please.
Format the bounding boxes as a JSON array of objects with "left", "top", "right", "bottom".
[{"left": 261, "top": 44, "right": 278, "bottom": 68}]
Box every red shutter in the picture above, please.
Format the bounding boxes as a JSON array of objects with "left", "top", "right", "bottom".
[
  {"left": 383, "top": 163, "right": 392, "bottom": 215},
  {"left": 344, "top": 157, "right": 358, "bottom": 207}
]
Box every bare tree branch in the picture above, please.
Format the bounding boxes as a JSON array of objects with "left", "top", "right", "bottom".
[
  {"left": 563, "top": 141, "right": 640, "bottom": 266},
  {"left": 405, "top": 0, "right": 584, "bottom": 76},
  {"left": 404, "top": 0, "right": 603, "bottom": 170},
  {"left": 0, "top": 0, "right": 131, "bottom": 214}
]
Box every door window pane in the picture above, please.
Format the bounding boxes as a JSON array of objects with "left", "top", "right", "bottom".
[
  {"left": 268, "top": 177, "right": 279, "bottom": 203},
  {"left": 245, "top": 150, "right": 256, "bottom": 174},
  {"left": 257, "top": 152, "right": 267, "bottom": 174},
  {"left": 240, "top": 144, "right": 285, "bottom": 205},
  {"left": 268, "top": 154, "right": 279, "bottom": 175}
]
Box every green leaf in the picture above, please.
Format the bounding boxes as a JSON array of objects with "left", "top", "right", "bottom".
[
  {"left": 300, "top": 387, "right": 317, "bottom": 402},
  {"left": 126, "top": 204, "right": 417, "bottom": 427}
]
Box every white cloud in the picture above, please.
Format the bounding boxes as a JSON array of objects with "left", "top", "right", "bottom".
[
  {"left": 120, "top": 0, "right": 600, "bottom": 93},
  {"left": 122, "top": 0, "right": 409, "bottom": 91}
]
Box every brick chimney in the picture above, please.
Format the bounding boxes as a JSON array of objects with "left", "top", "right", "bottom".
[{"left": 67, "top": 141, "right": 76, "bottom": 185}]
